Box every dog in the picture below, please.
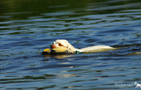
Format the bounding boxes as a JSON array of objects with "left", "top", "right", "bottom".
[{"left": 43, "top": 39, "right": 115, "bottom": 54}]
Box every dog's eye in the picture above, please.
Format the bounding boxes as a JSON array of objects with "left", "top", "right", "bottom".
[{"left": 58, "top": 43, "right": 63, "bottom": 46}]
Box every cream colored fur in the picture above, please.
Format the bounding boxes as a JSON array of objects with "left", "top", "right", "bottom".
[
  {"left": 52, "top": 39, "right": 115, "bottom": 53},
  {"left": 53, "top": 39, "right": 76, "bottom": 53}
]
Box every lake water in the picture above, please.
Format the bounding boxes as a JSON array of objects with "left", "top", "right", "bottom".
[{"left": 0, "top": 0, "right": 141, "bottom": 90}]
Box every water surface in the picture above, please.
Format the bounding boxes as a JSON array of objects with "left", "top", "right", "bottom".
[{"left": 0, "top": 0, "right": 141, "bottom": 89}]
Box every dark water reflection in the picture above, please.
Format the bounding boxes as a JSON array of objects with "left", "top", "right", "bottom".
[{"left": 0, "top": 0, "right": 141, "bottom": 89}]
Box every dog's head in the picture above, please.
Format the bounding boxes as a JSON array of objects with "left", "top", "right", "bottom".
[{"left": 50, "top": 39, "right": 76, "bottom": 53}]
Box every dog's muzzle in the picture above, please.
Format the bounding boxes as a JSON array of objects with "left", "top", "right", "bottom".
[{"left": 50, "top": 44, "right": 56, "bottom": 49}]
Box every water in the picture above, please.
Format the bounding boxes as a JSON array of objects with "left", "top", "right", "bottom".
[{"left": 0, "top": 0, "right": 141, "bottom": 89}]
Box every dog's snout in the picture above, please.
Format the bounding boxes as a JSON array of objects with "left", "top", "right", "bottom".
[{"left": 50, "top": 44, "right": 56, "bottom": 49}]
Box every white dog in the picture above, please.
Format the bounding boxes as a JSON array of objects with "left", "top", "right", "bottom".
[{"left": 49, "top": 39, "right": 115, "bottom": 54}]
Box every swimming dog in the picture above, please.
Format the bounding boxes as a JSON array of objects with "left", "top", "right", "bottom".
[{"left": 42, "top": 39, "right": 115, "bottom": 54}]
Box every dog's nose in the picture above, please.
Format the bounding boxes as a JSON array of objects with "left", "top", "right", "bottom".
[{"left": 50, "top": 44, "right": 56, "bottom": 49}]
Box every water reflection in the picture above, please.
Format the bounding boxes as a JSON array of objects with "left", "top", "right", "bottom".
[{"left": 43, "top": 54, "right": 72, "bottom": 59}]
